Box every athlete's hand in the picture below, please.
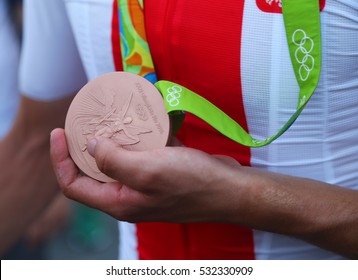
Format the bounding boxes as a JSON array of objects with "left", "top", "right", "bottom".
[{"left": 50, "top": 128, "right": 241, "bottom": 223}]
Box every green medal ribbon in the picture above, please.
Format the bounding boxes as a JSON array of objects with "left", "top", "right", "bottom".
[{"left": 118, "top": 0, "right": 321, "bottom": 147}]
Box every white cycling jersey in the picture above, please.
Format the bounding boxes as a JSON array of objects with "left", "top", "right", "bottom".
[{"left": 20, "top": 0, "right": 358, "bottom": 259}]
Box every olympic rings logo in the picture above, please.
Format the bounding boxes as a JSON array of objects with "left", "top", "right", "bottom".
[
  {"left": 166, "top": 86, "right": 182, "bottom": 107},
  {"left": 292, "top": 29, "right": 315, "bottom": 81}
]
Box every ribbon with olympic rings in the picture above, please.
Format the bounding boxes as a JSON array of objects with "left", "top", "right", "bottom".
[
  {"left": 117, "top": 0, "right": 321, "bottom": 147},
  {"left": 293, "top": 29, "right": 315, "bottom": 82}
]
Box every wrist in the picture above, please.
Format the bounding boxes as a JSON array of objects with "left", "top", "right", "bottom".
[{"left": 203, "top": 164, "right": 252, "bottom": 224}]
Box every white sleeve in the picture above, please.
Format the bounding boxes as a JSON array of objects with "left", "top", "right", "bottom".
[{"left": 19, "top": 0, "right": 87, "bottom": 101}]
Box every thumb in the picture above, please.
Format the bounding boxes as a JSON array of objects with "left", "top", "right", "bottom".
[{"left": 86, "top": 136, "right": 152, "bottom": 187}]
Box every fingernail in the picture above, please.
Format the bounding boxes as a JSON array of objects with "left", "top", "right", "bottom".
[
  {"left": 49, "top": 129, "right": 56, "bottom": 140},
  {"left": 87, "top": 138, "right": 97, "bottom": 155}
]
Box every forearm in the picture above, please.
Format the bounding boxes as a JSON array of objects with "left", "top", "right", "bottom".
[
  {"left": 0, "top": 136, "right": 58, "bottom": 255},
  {"left": 0, "top": 95, "right": 73, "bottom": 255},
  {"left": 226, "top": 166, "right": 358, "bottom": 258},
  {"left": 49, "top": 130, "right": 358, "bottom": 259}
]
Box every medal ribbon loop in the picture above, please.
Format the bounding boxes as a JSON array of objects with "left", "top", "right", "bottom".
[{"left": 118, "top": 0, "right": 321, "bottom": 147}]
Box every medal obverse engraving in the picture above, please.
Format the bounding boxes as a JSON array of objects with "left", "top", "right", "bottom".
[{"left": 65, "top": 72, "right": 170, "bottom": 182}]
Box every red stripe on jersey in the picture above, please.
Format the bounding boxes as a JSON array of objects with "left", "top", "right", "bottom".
[
  {"left": 112, "top": 0, "right": 255, "bottom": 259},
  {"left": 111, "top": 0, "right": 123, "bottom": 71},
  {"left": 111, "top": 0, "right": 189, "bottom": 260},
  {"left": 136, "top": 223, "right": 188, "bottom": 259}
]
